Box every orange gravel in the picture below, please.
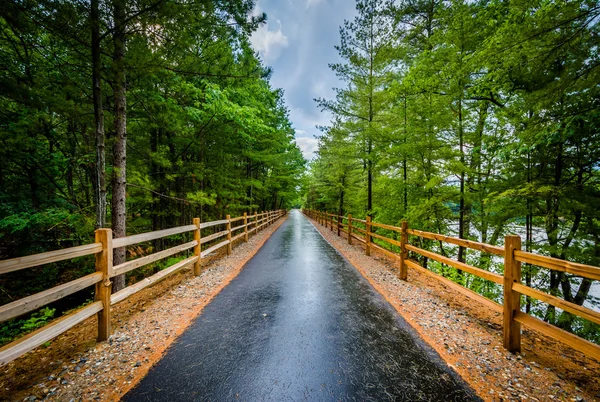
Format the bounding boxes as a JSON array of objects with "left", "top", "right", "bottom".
[
  {"left": 3, "top": 214, "right": 598, "bottom": 402},
  {"left": 0, "top": 217, "right": 287, "bottom": 402},
  {"left": 309, "top": 216, "right": 600, "bottom": 402}
]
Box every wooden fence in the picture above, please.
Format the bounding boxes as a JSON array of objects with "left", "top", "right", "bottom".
[
  {"left": 0, "top": 210, "right": 286, "bottom": 365},
  {"left": 303, "top": 209, "right": 600, "bottom": 361}
]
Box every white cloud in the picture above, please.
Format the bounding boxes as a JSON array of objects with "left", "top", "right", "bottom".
[
  {"left": 250, "top": 20, "right": 289, "bottom": 62},
  {"left": 295, "top": 136, "right": 320, "bottom": 160},
  {"left": 289, "top": 106, "right": 332, "bottom": 132},
  {"left": 305, "top": 0, "right": 324, "bottom": 9}
]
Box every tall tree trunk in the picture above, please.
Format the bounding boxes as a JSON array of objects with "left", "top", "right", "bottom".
[
  {"left": 111, "top": 0, "right": 127, "bottom": 292},
  {"left": 556, "top": 162, "right": 590, "bottom": 330},
  {"left": 457, "top": 97, "right": 466, "bottom": 280},
  {"left": 150, "top": 127, "right": 164, "bottom": 266},
  {"left": 403, "top": 95, "right": 408, "bottom": 214},
  {"left": 544, "top": 141, "right": 563, "bottom": 323},
  {"left": 525, "top": 151, "right": 533, "bottom": 313},
  {"left": 339, "top": 175, "right": 345, "bottom": 217},
  {"left": 367, "top": 142, "right": 372, "bottom": 213},
  {"left": 91, "top": 0, "right": 106, "bottom": 229},
  {"left": 367, "top": 14, "right": 374, "bottom": 215}
]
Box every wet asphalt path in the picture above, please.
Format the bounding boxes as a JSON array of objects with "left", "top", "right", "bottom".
[{"left": 124, "top": 210, "right": 480, "bottom": 401}]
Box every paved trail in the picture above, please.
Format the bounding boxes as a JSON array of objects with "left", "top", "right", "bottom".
[{"left": 124, "top": 210, "right": 479, "bottom": 401}]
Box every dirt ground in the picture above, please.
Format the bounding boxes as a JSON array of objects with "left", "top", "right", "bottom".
[
  {"left": 309, "top": 216, "right": 600, "bottom": 402},
  {"left": 0, "top": 218, "right": 286, "bottom": 402},
  {"left": 2, "top": 213, "right": 599, "bottom": 402}
]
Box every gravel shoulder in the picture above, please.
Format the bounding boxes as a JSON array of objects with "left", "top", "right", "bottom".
[
  {"left": 308, "top": 216, "right": 600, "bottom": 402},
  {"left": 0, "top": 217, "right": 287, "bottom": 402}
]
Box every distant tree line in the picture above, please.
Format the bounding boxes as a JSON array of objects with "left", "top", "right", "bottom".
[
  {"left": 304, "top": 0, "right": 600, "bottom": 342},
  {"left": 0, "top": 0, "right": 304, "bottom": 294}
]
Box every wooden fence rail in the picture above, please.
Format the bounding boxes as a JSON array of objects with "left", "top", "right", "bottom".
[
  {"left": 0, "top": 210, "right": 286, "bottom": 365},
  {"left": 302, "top": 209, "right": 600, "bottom": 362}
]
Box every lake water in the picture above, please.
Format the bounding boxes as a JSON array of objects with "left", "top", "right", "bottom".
[{"left": 443, "top": 223, "right": 600, "bottom": 312}]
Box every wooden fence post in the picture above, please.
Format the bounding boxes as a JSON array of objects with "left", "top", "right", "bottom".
[
  {"left": 399, "top": 221, "right": 408, "bottom": 281},
  {"left": 337, "top": 215, "right": 341, "bottom": 236},
  {"left": 260, "top": 211, "right": 264, "bottom": 231},
  {"left": 255, "top": 211, "right": 258, "bottom": 232},
  {"left": 226, "top": 215, "right": 232, "bottom": 255},
  {"left": 347, "top": 214, "right": 353, "bottom": 245},
  {"left": 365, "top": 216, "right": 372, "bottom": 256},
  {"left": 243, "top": 212, "right": 248, "bottom": 242},
  {"left": 503, "top": 235, "right": 522, "bottom": 353},
  {"left": 95, "top": 228, "right": 112, "bottom": 342},
  {"left": 330, "top": 214, "right": 334, "bottom": 232},
  {"left": 193, "top": 218, "right": 202, "bottom": 276}
]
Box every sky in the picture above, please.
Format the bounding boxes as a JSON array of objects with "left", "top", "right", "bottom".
[{"left": 249, "top": 0, "right": 357, "bottom": 160}]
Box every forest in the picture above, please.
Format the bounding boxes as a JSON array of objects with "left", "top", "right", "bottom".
[
  {"left": 1, "top": 0, "right": 599, "bottom": 350},
  {"left": 0, "top": 0, "right": 304, "bottom": 340},
  {"left": 303, "top": 0, "right": 600, "bottom": 342}
]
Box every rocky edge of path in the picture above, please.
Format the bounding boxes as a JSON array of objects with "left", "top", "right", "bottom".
[
  {"left": 310, "top": 217, "right": 600, "bottom": 402},
  {"left": 1, "top": 218, "right": 287, "bottom": 402}
]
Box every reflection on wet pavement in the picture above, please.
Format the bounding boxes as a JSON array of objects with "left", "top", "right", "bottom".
[{"left": 124, "top": 210, "right": 480, "bottom": 401}]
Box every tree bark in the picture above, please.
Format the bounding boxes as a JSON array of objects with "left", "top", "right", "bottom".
[
  {"left": 457, "top": 97, "right": 467, "bottom": 275},
  {"left": 367, "top": 12, "right": 374, "bottom": 215},
  {"left": 111, "top": 0, "right": 127, "bottom": 292},
  {"left": 91, "top": 0, "right": 106, "bottom": 229},
  {"left": 544, "top": 141, "right": 562, "bottom": 323},
  {"left": 403, "top": 95, "right": 408, "bottom": 214},
  {"left": 339, "top": 175, "right": 345, "bottom": 217},
  {"left": 525, "top": 151, "right": 533, "bottom": 313}
]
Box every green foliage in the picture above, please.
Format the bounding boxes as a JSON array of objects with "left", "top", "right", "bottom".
[
  {"left": 0, "top": 308, "right": 56, "bottom": 346},
  {"left": 306, "top": 0, "right": 600, "bottom": 343},
  {"left": 0, "top": 0, "right": 305, "bottom": 332}
]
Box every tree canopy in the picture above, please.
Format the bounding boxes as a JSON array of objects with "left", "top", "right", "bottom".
[
  {"left": 304, "top": 0, "right": 600, "bottom": 342},
  {"left": 0, "top": 0, "right": 304, "bottom": 296}
]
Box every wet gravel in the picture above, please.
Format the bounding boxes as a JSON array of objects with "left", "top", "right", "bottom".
[
  {"left": 10, "top": 211, "right": 599, "bottom": 402},
  {"left": 12, "top": 218, "right": 286, "bottom": 402},
  {"left": 309, "top": 215, "right": 600, "bottom": 402},
  {"left": 124, "top": 210, "right": 479, "bottom": 401}
]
